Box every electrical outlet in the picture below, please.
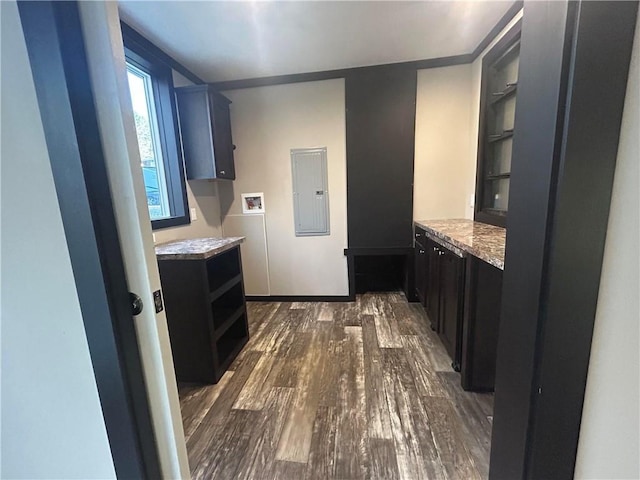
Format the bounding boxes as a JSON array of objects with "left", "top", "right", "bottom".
[{"left": 190, "top": 207, "right": 197, "bottom": 220}]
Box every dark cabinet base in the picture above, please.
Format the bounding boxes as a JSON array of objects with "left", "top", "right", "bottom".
[
  {"left": 461, "top": 256, "right": 503, "bottom": 391},
  {"left": 158, "top": 246, "right": 249, "bottom": 384},
  {"left": 414, "top": 227, "right": 466, "bottom": 370}
]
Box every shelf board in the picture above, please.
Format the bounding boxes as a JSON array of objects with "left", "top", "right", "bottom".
[
  {"left": 209, "top": 273, "right": 242, "bottom": 302},
  {"left": 486, "top": 172, "right": 511, "bottom": 180},
  {"left": 483, "top": 207, "right": 508, "bottom": 216},
  {"left": 213, "top": 305, "right": 246, "bottom": 341},
  {"left": 490, "top": 84, "right": 517, "bottom": 104},
  {"left": 488, "top": 131, "right": 514, "bottom": 143}
]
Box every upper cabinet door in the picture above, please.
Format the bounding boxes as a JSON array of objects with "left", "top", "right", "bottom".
[
  {"left": 209, "top": 93, "right": 236, "bottom": 180},
  {"left": 175, "top": 85, "right": 236, "bottom": 180}
]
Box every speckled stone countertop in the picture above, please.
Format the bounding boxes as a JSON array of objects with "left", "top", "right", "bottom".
[
  {"left": 155, "top": 237, "right": 245, "bottom": 260},
  {"left": 414, "top": 219, "right": 506, "bottom": 270}
]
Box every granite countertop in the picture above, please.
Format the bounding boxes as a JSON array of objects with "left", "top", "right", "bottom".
[
  {"left": 155, "top": 237, "right": 245, "bottom": 260},
  {"left": 414, "top": 219, "right": 506, "bottom": 270}
]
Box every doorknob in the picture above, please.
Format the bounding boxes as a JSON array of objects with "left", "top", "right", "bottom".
[{"left": 130, "top": 292, "right": 144, "bottom": 316}]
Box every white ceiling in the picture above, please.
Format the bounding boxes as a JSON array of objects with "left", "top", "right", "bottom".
[{"left": 118, "top": 1, "right": 514, "bottom": 83}]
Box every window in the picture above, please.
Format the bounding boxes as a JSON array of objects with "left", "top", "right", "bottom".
[{"left": 123, "top": 31, "right": 189, "bottom": 229}]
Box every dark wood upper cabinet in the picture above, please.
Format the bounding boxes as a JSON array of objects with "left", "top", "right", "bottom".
[
  {"left": 474, "top": 20, "right": 522, "bottom": 228},
  {"left": 175, "top": 85, "right": 236, "bottom": 180}
]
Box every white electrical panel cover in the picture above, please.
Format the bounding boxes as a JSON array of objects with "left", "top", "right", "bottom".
[{"left": 291, "top": 147, "right": 329, "bottom": 236}]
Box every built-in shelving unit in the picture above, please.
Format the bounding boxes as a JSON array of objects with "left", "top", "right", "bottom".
[
  {"left": 158, "top": 245, "right": 248, "bottom": 384},
  {"left": 474, "top": 20, "right": 522, "bottom": 228}
]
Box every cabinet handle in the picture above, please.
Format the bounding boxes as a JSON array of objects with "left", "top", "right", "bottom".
[
  {"left": 415, "top": 233, "right": 421, "bottom": 237},
  {"left": 433, "top": 246, "right": 438, "bottom": 252},
  {"left": 419, "top": 249, "right": 425, "bottom": 254},
  {"left": 439, "top": 250, "right": 445, "bottom": 256},
  {"left": 220, "top": 170, "right": 226, "bottom": 175}
]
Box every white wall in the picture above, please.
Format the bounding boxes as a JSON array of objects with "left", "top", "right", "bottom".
[
  {"left": 219, "top": 80, "right": 349, "bottom": 296},
  {"left": 151, "top": 70, "right": 224, "bottom": 244},
  {"left": 413, "top": 64, "right": 474, "bottom": 220},
  {"left": 574, "top": 14, "right": 640, "bottom": 480},
  {"left": 412, "top": 9, "right": 522, "bottom": 223},
  {"left": 0, "top": 2, "right": 116, "bottom": 478}
]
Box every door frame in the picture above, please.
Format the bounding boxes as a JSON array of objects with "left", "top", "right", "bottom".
[
  {"left": 16, "top": 1, "right": 638, "bottom": 479},
  {"left": 17, "top": 2, "right": 162, "bottom": 477},
  {"left": 490, "top": 1, "right": 638, "bottom": 479}
]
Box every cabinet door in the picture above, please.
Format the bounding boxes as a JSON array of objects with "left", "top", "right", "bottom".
[
  {"left": 425, "top": 239, "right": 440, "bottom": 331},
  {"left": 210, "top": 94, "right": 235, "bottom": 180},
  {"left": 414, "top": 244, "right": 427, "bottom": 305},
  {"left": 439, "top": 250, "right": 465, "bottom": 370}
]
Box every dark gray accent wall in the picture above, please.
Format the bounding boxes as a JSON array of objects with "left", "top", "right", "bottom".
[{"left": 345, "top": 66, "right": 417, "bottom": 249}]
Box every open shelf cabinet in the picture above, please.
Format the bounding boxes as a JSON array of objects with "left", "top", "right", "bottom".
[
  {"left": 474, "top": 20, "right": 522, "bottom": 228},
  {"left": 158, "top": 245, "right": 249, "bottom": 384}
]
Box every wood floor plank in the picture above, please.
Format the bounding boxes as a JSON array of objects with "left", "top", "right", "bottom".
[
  {"left": 317, "top": 326, "right": 345, "bottom": 407},
  {"left": 362, "top": 315, "right": 393, "bottom": 439},
  {"left": 305, "top": 406, "right": 338, "bottom": 480},
  {"left": 234, "top": 387, "right": 295, "bottom": 480},
  {"left": 191, "top": 408, "right": 257, "bottom": 480},
  {"left": 401, "top": 335, "right": 449, "bottom": 398},
  {"left": 250, "top": 303, "right": 296, "bottom": 352},
  {"left": 297, "top": 302, "right": 322, "bottom": 332},
  {"left": 316, "top": 302, "right": 335, "bottom": 321},
  {"left": 373, "top": 296, "right": 403, "bottom": 348},
  {"left": 420, "top": 321, "right": 455, "bottom": 372},
  {"left": 272, "top": 331, "right": 312, "bottom": 388},
  {"left": 334, "top": 326, "right": 369, "bottom": 479},
  {"left": 357, "top": 293, "right": 377, "bottom": 315},
  {"left": 421, "top": 396, "right": 482, "bottom": 480},
  {"left": 334, "top": 301, "right": 361, "bottom": 327},
  {"left": 180, "top": 371, "right": 235, "bottom": 441},
  {"left": 369, "top": 438, "right": 401, "bottom": 480},
  {"left": 473, "top": 391, "right": 495, "bottom": 419},
  {"left": 383, "top": 349, "right": 445, "bottom": 480},
  {"left": 386, "top": 291, "right": 406, "bottom": 303},
  {"left": 394, "top": 301, "right": 432, "bottom": 337},
  {"left": 247, "top": 302, "right": 281, "bottom": 334},
  {"left": 188, "top": 351, "right": 261, "bottom": 449},
  {"left": 437, "top": 371, "right": 492, "bottom": 478},
  {"left": 275, "top": 326, "right": 332, "bottom": 463},
  {"left": 269, "top": 460, "right": 307, "bottom": 480},
  {"left": 232, "top": 354, "right": 279, "bottom": 410},
  {"left": 181, "top": 296, "right": 494, "bottom": 480},
  {"left": 230, "top": 302, "right": 282, "bottom": 370}
]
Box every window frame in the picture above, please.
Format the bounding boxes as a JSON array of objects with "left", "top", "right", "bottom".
[{"left": 122, "top": 28, "right": 190, "bottom": 230}]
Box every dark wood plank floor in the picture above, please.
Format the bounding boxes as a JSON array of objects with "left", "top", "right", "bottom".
[{"left": 179, "top": 293, "right": 493, "bottom": 480}]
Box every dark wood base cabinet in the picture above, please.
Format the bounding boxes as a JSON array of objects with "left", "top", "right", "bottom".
[
  {"left": 414, "top": 226, "right": 503, "bottom": 390},
  {"left": 438, "top": 247, "right": 466, "bottom": 369},
  {"left": 158, "top": 246, "right": 249, "bottom": 384},
  {"left": 415, "top": 227, "right": 466, "bottom": 371},
  {"left": 461, "top": 256, "right": 503, "bottom": 391}
]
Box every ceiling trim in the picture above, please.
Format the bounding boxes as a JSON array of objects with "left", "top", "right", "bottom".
[
  {"left": 211, "top": 54, "right": 472, "bottom": 91},
  {"left": 120, "top": 22, "right": 205, "bottom": 85},
  {"left": 210, "top": 0, "right": 522, "bottom": 92},
  {"left": 119, "top": 0, "right": 522, "bottom": 91}
]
